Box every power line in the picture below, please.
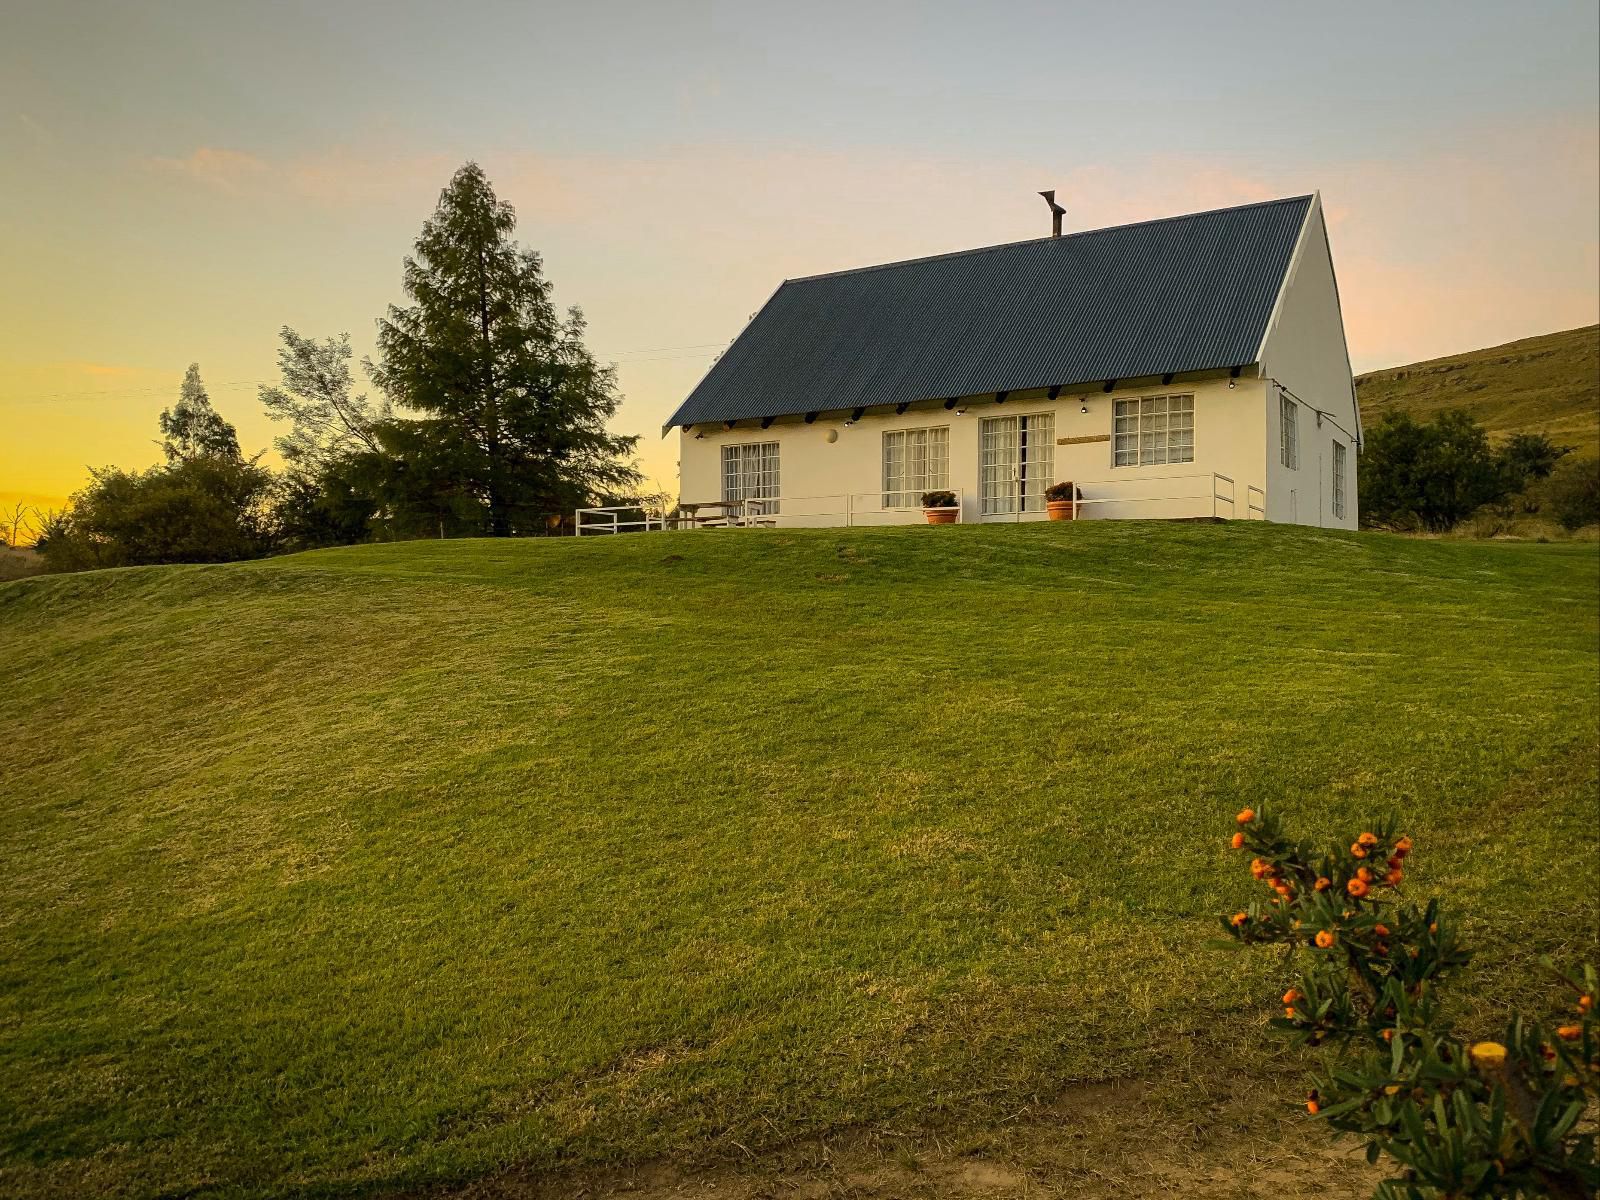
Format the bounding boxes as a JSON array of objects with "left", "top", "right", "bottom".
[{"left": 6, "top": 340, "right": 730, "bottom": 404}]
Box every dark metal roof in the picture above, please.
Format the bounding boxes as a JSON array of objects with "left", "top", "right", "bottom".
[{"left": 665, "top": 194, "right": 1312, "bottom": 431}]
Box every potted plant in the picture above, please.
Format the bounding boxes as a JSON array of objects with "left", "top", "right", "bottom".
[
  {"left": 921, "top": 489, "right": 959, "bottom": 524},
  {"left": 1045, "top": 482, "right": 1081, "bottom": 521}
]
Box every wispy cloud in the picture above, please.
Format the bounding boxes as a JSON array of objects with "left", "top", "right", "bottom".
[
  {"left": 16, "top": 113, "right": 54, "bottom": 146},
  {"left": 147, "top": 146, "right": 272, "bottom": 195},
  {"left": 137, "top": 128, "right": 1598, "bottom": 379}
]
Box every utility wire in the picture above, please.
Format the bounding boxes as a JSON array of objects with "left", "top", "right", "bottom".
[{"left": 7, "top": 342, "right": 729, "bottom": 404}]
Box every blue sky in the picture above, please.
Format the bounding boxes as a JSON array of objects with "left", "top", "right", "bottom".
[{"left": 3, "top": 0, "right": 1597, "bottom": 504}]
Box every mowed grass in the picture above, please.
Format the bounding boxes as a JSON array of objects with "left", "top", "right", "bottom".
[
  {"left": 1355, "top": 324, "right": 1600, "bottom": 457},
  {"left": 1, "top": 522, "right": 1597, "bottom": 1199}
]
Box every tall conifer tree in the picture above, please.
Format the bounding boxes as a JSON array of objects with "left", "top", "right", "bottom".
[
  {"left": 371, "top": 163, "right": 639, "bottom": 534},
  {"left": 160, "top": 364, "right": 241, "bottom": 462}
]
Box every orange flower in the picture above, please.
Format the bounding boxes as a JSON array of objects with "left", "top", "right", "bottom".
[
  {"left": 1231, "top": 912, "right": 1249, "bottom": 927},
  {"left": 1283, "top": 988, "right": 1301, "bottom": 1004},
  {"left": 1250, "top": 858, "right": 1270, "bottom": 879},
  {"left": 1470, "top": 1041, "right": 1508, "bottom": 1068},
  {"left": 1386, "top": 868, "right": 1404, "bottom": 887},
  {"left": 1429, "top": 922, "right": 1438, "bottom": 934},
  {"left": 1382, "top": 1028, "right": 1394, "bottom": 1042},
  {"left": 1556, "top": 1024, "right": 1582, "bottom": 1041},
  {"left": 1236, "top": 808, "right": 1255, "bottom": 824},
  {"left": 1346, "top": 878, "right": 1370, "bottom": 898},
  {"left": 1356, "top": 866, "right": 1373, "bottom": 883},
  {"left": 1375, "top": 942, "right": 1389, "bottom": 957},
  {"left": 1394, "top": 836, "right": 1413, "bottom": 858},
  {"left": 1580, "top": 995, "right": 1593, "bottom": 1014},
  {"left": 1315, "top": 929, "right": 1336, "bottom": 949},
  {"left": 1306, "top": 1098, "right": 1320, "bottom": 1115},
  {"left": 1387, "top": 855, "right": 1403, "bottom": 870},
  {"left": 1314, "top": 877, "right": 1331, "bottom": 892},
  {"left": 1350, "top": 843, "right": 1367, "bottom": 858},
  {"left": 1231, "top": 832, "right": 1245, "bottom": 849},
  {"left": 1357, "top": 831, "right": 1379, "bottom": 847}
]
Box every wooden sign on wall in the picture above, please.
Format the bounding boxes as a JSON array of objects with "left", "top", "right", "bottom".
[{"left": 1057, "top": 433, "right": 1111, "bottom": 446}]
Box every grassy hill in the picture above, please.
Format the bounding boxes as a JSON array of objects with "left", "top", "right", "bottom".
[
  {"left": 2, "top": 524, "right": 1597, "bottom": 1198},
  {"left": 1355, "top": 324, "right": 1600, "bottom": 456}
]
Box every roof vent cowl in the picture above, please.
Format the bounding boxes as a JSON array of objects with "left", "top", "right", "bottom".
[{"left": 1037, "top": 190, "right": 1066, "bottom": 238}]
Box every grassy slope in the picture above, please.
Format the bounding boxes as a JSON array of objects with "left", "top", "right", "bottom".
[
  {"left": 1355, "top": 324, "right": 1600, "bottom": 456},
  {"left": 2, "top": 524, "right": 1597, "bottom": 1199}
]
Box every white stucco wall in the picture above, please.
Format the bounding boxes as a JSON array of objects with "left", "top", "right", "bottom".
[
  {"left": 1257, "top": 194, "right": 1361, "bottom": 528},
  {"left": 676, "top": 373, "right": 1270, "bottom": 526}
]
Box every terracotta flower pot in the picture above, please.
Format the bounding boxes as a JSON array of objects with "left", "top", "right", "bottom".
[
  {"left": 1047, "top": 499, "right": 1076, "bottom": 521},
  {"left": 924, "top": 507, "right": 959, "bottom": 525}
]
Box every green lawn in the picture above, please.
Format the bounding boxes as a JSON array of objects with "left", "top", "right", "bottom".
[{"left": 2, "top": 522, "right": 1596, "bottom": 1198}]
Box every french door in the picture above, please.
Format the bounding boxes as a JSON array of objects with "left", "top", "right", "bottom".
[{"left": 979, "top": 413, "right": 1054, "bottom": 515}]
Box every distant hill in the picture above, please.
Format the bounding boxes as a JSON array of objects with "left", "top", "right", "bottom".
[{"left": 1355, "top": 325, "right": 1599, "bottom": 457}]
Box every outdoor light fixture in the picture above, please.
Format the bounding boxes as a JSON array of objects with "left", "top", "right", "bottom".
[
  {"left": 955, "top": 406, "right": 968, "bottom": 416},
  {"left": 843, "top": 419, "right": 855, "bottom": 427},
  {"left": 1228, "top": 378, "right": 1236, "bottom": 389}
]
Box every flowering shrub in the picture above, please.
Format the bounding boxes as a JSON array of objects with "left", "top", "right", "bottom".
[{"left": 1220, "top": 806, "right": 1597, "bottom": 1199}]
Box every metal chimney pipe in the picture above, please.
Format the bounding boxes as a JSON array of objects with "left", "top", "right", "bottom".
[{"left": 1038, "top": 189, "right": 1066, "bottom": 238}]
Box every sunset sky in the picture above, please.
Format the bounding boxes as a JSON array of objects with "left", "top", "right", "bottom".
[{"left": 3, "top": 0, "right": 1597, "bottom": 514}]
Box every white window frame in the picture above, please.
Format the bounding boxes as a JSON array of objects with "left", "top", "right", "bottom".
[
  {"left": 1331, "top": 440, "right": 1347, "bottom": 519},
  {"left": 882, "top": 426, "right": 950, "bottom": 509},
  {"left": 1112, "top": 394, "right": 1194, "bottom": 468},
  {"left": 721, "top": 441, "right": 780, "bottom": 514},
  {"left": 979, "top": 412, "right": 1054, "bottom": 515},
  {"left": 1280, "top": 393, "right": 1300, "bottom": 470}
]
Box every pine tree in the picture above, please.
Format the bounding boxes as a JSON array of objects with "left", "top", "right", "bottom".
[
  {"left": 160, "top": 364, "right": 241, "bottom": 462},
  {"left": 370, "top": 162, "right": 639, "bottom": 534}
]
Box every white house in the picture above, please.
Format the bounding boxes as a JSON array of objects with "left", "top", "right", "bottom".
[{"left": 662, "top": 193, "right": 1359, "bottom": 528}]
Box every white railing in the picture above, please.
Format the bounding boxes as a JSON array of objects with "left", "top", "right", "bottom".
[
  {"left": 573, "top": 506, "right": 670, "bottom": 535},
  {"left": 575, "top": 490, "right": 967, "bottom": 534},
  {"left": 1066, "top": 472, "right": 1239, "bottom": 520},
  {"left": 576, "top": 475, "right": 1259, "bottom": 533}
]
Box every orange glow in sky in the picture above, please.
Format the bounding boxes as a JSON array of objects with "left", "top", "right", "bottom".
[{"left": 4, "top": 2, "right": 1596, "bottom": 515}]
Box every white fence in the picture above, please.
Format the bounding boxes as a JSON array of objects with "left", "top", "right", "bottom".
[
  {"left": 575, "top": 474, "right": 1262, "bottom": 534},
  {"left": 1067, "top": 472, "right": 1242, "bottom": 520},
  {"left": 576, "top": 490, "right": 967, "bottom": 534}
]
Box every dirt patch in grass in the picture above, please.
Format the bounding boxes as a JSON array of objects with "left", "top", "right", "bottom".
[{"left": 415, "top": 1077, "right": 1382, "bottom": 1199}]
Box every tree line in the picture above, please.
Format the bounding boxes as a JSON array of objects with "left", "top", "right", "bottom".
[
  {"left": 1358, "top": 410, "right": 1597, "bottom": 534},
  {"left": 34, "top": 163, "right": 642, "bottom": 572}
]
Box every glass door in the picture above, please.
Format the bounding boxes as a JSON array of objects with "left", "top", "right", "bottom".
[{"left": 979, "top": 413, "right": 1053, "bottom": 515}]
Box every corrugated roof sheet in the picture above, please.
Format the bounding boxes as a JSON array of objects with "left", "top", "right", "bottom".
[{"left": 665, "top": 195, "right": 1312, "bottom": 430}]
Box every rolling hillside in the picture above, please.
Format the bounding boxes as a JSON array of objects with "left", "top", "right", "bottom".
[
  {"left": 2, "top": 525, "right": 1597, "bottom": 1198},
  {"left": 1355, "top": 324, "right": 1600, "bottom": 456}
]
